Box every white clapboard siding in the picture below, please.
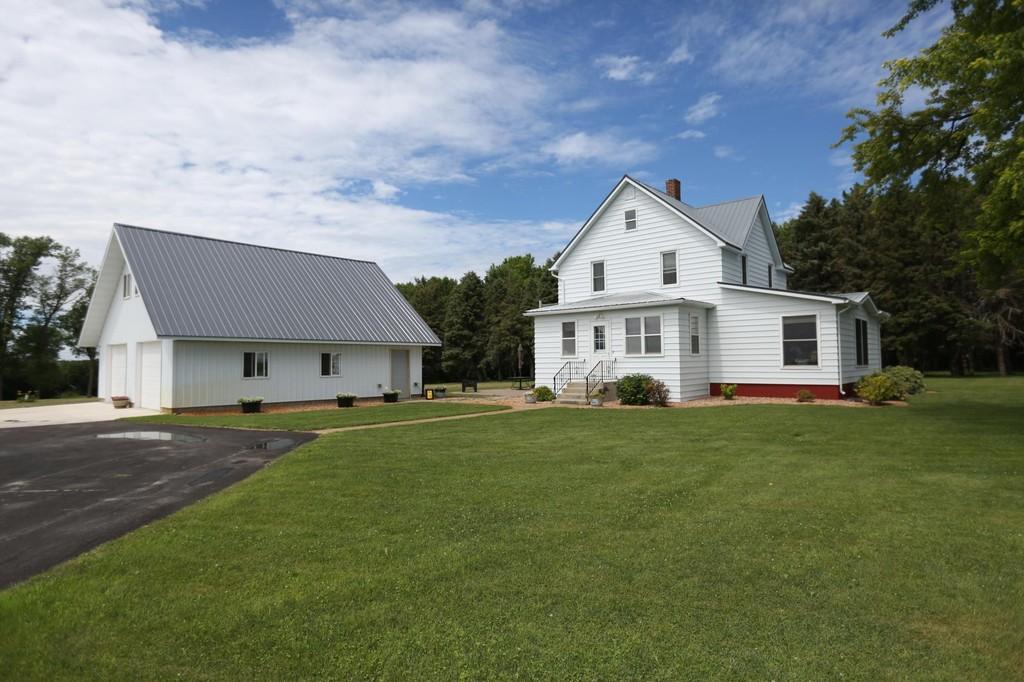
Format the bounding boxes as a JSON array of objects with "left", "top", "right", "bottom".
[
  {"left": 708, "top": 288, "right": 840, "bottom": 385},
  {"left": 97, "top": 263, "right": 158, "bottom": 403},
  {"left": 839, "top": 303, "right": 883, "bottom": 383},
  {"left": 172, "top": 341, "right": 422, "bottom": 408},
  {"left": 741, "top": 214, "right": 775, "bottom": 287},
  {"left": 533, "top": 304, "right": 708, "bottom": 402},
  {"left": 557, "top": 186, "right": 723, "bottom": 304}
]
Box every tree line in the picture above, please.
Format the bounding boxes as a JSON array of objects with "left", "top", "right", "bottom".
[{"left": 0, "top": 234, "right": 95, "bottom": 400}]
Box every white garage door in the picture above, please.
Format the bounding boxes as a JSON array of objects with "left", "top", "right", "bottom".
[
  {"left": 109, "top": 344, "right": 127, "bottom": 397},
  {"left": 139, "top": 342, "right": 161, "bottom": 409}
]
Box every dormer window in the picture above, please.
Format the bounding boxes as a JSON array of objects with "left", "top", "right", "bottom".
[
  {"left": 591, "top": 261, "right": 605, "bottom": 292},
  {"left": 122, "top": 273, "right": 132, "bottom": 299},
  {"left": 624, "top": 209, "right": 637, "bottom": 231}
]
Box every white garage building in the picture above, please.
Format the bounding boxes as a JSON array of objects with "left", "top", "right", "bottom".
[{"left": 78, "top": 224, "right": 440, "bottom": 411}]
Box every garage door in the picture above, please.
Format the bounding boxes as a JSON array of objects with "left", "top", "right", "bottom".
[
  {"left": 109, "top": 344, "right": 127, "bottom": 397},
  {"left": 139, "top": 342, "right": 161, "bottom": 410}
]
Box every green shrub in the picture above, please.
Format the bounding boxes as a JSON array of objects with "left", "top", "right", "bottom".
[
  {"left": 532, "top": 386, "right": 555, "bottom": 402},
  {"left": 795, "top": 389, "right": 815, "bottom": 403},
  {"left": 644, "top": 378, "right": 670, "bottom": 406},
  {"left": 882, "top": 365, "right": 926, "bottom": 398},
  {"left": 237, "top": 396, "right": 264, "bottom": 404},
  {"left": 720, "top": 384, "right": 737, "bottom": 400},
  {"left": 856, "top": 373, "right": 900, "bottom": 405},
  {"left": 617, "top": 374, "right": 652, "bottom": 405}
]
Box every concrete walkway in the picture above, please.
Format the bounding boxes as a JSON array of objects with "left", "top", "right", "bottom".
[{"left": 0, "top": 402, "right": 160, "bottom": 429}]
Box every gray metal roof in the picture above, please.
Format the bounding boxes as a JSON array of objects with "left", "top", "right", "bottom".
[
  {"left": 525, "top": 290, "right": 713, "bottom": 316},
  {"left": 637, "top": 180, "right": 763, "bottom": 248},
  {"left": 114, "top": 224, "right": 440, "bottom": 345}
]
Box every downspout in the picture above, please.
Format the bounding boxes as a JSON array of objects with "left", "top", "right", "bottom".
[{"left": 835, "top": 303, "right": 851, "bottom": 396}]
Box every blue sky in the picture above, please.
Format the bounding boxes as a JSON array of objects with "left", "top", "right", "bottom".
[{"left": 2, "top": 0, "right": 948, "bottom": 280}]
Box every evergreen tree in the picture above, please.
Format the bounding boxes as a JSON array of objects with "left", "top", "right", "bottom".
[
  {"left": 396, "top": 275, "right": 456, "bottom": 382},
  {"left": 441, "top": 271, "right": 485, "bottom": 379}
]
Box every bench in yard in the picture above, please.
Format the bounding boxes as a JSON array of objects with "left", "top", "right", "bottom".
[{"left": 461, "top": 379, "right": 478, "bottom": 393}]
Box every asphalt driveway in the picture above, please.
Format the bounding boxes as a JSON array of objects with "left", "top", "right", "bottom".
[{"left": 0, "top": 421, "right": 315, "bottom": 588}]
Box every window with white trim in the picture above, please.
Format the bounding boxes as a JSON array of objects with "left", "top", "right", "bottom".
[
  {"left": 593, "top": 324, "right": 606, "bottom": 351},
  {"left": 741, "top": 255, "right": 748, "bottom": 284},
  {"left": 243, "top": 351, "right": 269, "bottom": 378},
  {"left": 661, "top": 251, "right": 677, "bottom": 286},
  {"left": 122, "top": 273, "right": 132, "bottom": 299},
  {"left": 782, "top": 315, "right": 818, "bottom": 366},
  {"left": 561, "top": 321, "right": 576, "bottom": 356},
  {"left": 624, "top": 209, "right": 637, "bottom": 231},
  {"left": 320, "top": 351, "right": 342, "bottom": 376},
  {"left": 625, "top": 315, "right": 661, "bottom": 355},
  {"left": 690, "top": 314, "right": 700, "bottom": 354},
  {"left": 591, "top": 261, "right": 605, "bottom": 292},
  {"left": 855, "top": 318, "right": 869, "bottom": 365}
]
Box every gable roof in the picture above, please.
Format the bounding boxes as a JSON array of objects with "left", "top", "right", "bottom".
[
  {"left": 78, "top": 224, "right": 440, "bottom": 347},
  {"left": 552, "top": 175, "right": 780, "bottom": 271}
]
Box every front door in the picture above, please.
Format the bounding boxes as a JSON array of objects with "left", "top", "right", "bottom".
[
  {"left": 591, "top": 323, "right": 610, "bottom": 363},
  {"left": 389, "top": 349, "right": 410, "bottom": 397}
]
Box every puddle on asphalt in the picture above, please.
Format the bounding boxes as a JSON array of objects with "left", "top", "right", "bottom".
[
  {"left": 96, "top": 431, "right": 206, "bottom": 443},
  {"left": 249, "top": 438, "right": 294, "bottom": 451}
]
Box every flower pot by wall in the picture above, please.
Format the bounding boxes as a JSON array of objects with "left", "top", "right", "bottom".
[
  {"left": 434, "top": 388, "right": 447, "bottom": 399},
  {"left": 241, "top": 401, "right": 262, "bottom": 413},
  {"left": 112, "top": 397, "right": 131, "bottom": 409},
  {"left": 383, "top": 393, "right": 399, "bottom": 403},
  {"left": 590, "top": 397, "right": 603, "bottom": 407},
  {"left": 337, "top": 396, "right": 355, "bottom": 408},
  {"left": 524, "top": 394, "right": 537, "bottom": 404}
]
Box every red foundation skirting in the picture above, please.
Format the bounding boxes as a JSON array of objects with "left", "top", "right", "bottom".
[{"left": 709, "top": 383, "right": 856, "bottom": 400}]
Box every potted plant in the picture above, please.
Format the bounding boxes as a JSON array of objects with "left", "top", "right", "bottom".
[
  {"left": 238, "top": 396, "right": 264, "bottom": 413},
  {"left": 590, "top": 386, "right": 606, "bottom": 407},
  {"left": 111, "top": 395, "right": 131, "bottom": 409},
  {"left": 382, "top": 388, "right": 400, "bottom": 403},
  {"left": 336, "top": 392, "right": 356, "bottom": 408},
  {"left": 16, "top": 390, "right": 37, "bottom": 403},
  {"left": 524, "top": 391, "right": 537, "bottom": 404},
  {"left": 433, "top": 386, "right": 447, "bottom": 399},
  {"left": 720, "top": 384, "right": 738, "bottom": 401}
]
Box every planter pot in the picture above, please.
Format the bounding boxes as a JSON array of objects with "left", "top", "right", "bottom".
[
  {"left": 241, "top": 401, "right": 262, "bottom": 414},
  {"left": 336, "top": 396, "right": 355, "bottom": 408},
  {"left": 590, "top": 398, "right": 603, "bottom": 407},
  {"left": 383, "top": 393, "right": 399, "bottom": 403},
  {"left": 433, "top": 388, "right": 447, "bottom": 399},
  {"left": 524, "top": 394, "right": 537, "bottom": 404},
  {"left": 112, "top": 398, "right": 131, "bottom": 409}
]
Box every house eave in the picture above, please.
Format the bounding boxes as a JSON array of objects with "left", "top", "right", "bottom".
[{"left": 525, "top": 296, "right": 715, "bottom": 317}]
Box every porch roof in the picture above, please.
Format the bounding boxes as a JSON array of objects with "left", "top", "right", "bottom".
[{"left": 524, "top": 291, "right": 714, "bottom": 317}]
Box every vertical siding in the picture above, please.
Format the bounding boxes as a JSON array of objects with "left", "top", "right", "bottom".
[
  {"left": 96, "top": 263, "right": 158, "bottom": 402},
  {"left": 558, "top": 187, "right": 723, "bottom": 305},
  {"left": 533, "top": 304, "right": 707, "bottom": 402},
  {"left": 172, "top": 341, "right": 424, "bottom": 408},
  {"left": 839, "top": 304, "right": 883, "bottom": 384},
  {"left": 708, "top": 288, "right": 840, "bottom": 386}
]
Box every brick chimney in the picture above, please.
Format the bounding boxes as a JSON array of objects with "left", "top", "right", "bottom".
[{"left": 665, "top": 178, "right": 681, "bottom": 200}]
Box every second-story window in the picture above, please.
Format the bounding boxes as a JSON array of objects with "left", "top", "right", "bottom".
[
  {"left": 624, "top": 209, "right": 637, "bottom": 231},
  {"left": 592, "top": 261, "right": 605, "bottom": 292},
  {"left": 661, "top": 251, "right": 677, "bottom": 285},
  {"left": 741, "top": 255, "right": 748, "bottom": 284},
  {"left": 768, "top": 266, "right": 773, "bottom": 288},
  {"left": 122, "top": 273, "right": 132, "bottom": 299}
]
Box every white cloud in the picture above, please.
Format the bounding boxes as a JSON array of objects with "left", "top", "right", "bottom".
[
  {"left": 595, "top": 55, "right": 655, "bottom": 84},
  {"left": 0, "top": 0, "right": 580, "bottom": 280},
  {"left": 676, "top": 129, "right": 706, "bottom": 140},
  {"left": 666, "top": 43, "right": 693, "bottom": 64},
  {"left": 685, "top": 93, "right": 722, "bottom": 124},
  {"left": 713, "top": 145, "right": 741, "bottom": 160},
  {"left": 543, "top": 131, "right": 657, "bottom": 166},
  {"left": 775, "top": 201, "right": 805, "bottom": 222}
]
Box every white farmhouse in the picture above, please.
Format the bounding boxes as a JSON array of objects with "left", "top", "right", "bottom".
[
  {"left": 78, "top": 224, "right": 440, "bottom": 411},
  {"left": 526, "top": 176, "right": 884, "bottom": 402}
]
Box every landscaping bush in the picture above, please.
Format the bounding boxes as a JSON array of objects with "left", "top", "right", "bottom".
[
  {"left": 644, "top": 378, "right": 670, "bottom": 406},
  {"left": 617, "top": 374, "right": 652, "bottom": 405},
  {"left": 532, "top": 386, "right": 554, "bottom": 402},
  {"left": 720, "top": 384, "right": 737, "bottom": 400},
  {"left": 796, "top": 389, "right": 815, "bottom": 403},
  {"left": 882, "top": 365, "right": 926, "bottom": 398},
  {"left": 856, "top": 373, "right": 900, "bottom": 405}
]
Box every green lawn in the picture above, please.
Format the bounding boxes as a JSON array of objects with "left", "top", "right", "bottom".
[
  {"left": 120, "top": 401, "right": 508, "bottom": 431},
  {"left": 3, "top": 377, "right": 1023, "bottom": 678},
  {"left": 430, "top": 379, "right": 534, "bottom": 393},
  {"left": 0, "top": 396, "right": 98, "bottom": 410}
]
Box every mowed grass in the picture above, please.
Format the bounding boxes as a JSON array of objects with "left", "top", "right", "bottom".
[
  {"left": 121, "top": 400, "right": 508, "bottom": 430},
  {"left": 0, "top": 396, "right": 98, "bottom": 410},
  {"left": 2, "top": 377, "right": 1023, "bottom": 678}
]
